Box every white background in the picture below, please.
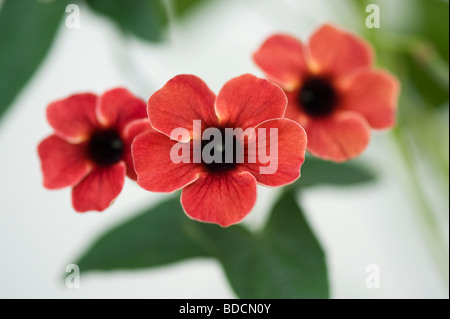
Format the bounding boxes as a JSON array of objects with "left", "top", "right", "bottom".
[{"left": 0, "top": 0, "right": 448, "bottom": 298}]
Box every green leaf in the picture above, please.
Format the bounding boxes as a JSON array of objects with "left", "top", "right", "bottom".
[
  {"left": 195, "top": 191, "right": 329, "bottom": 298},
  {"left": 290, "top": 157, "right": 375, "bottom": 188},
  {"left": 397, "top": 0, "right": 449, "bottom": 108},
  {"left": 0, "top": 0, "right": 67, "bottom": 120},
  {"left": 171, "top": 0, "right": 206, "bottom": 16},
  {"left": 261, "top": 191, "right": 329, "bottom": 298},
  {"left": 85, "top": 0, "right": 168, "bottom": 42},
  {"left": 77, "top": 193, "right": 329, "bottom": 298},
  {"left": 77, "top": 197, "right": 209, "bottom": 271},
  {"left": 403, "top": 52, "right": 449, "bottom": 108},
  {"left": 84, "top": 0, "right": 207, "bottom": 42},
  {"left": 401, "top": 0, "right": 449, "bottom": 108},
  {"left": 416, "top": 0, "right": 449, "bottom": 63}
]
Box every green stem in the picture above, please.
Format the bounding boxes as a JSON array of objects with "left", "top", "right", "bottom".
[
  {"left": 392, "top": 126, "right": 449, "bottom": 287},
  {"left": 354, "top": 0, "right": 448, "bottom": 292}
]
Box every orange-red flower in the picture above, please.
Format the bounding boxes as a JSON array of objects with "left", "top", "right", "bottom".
[
  {"left": 38, "top": 88, "right": 150, "bottom": 212},
  {"left": 253, "top": 24, "right": 400, "bottom": 162},
  {"left": 132, "top": 74, "right": 307, "bottom": 227}
]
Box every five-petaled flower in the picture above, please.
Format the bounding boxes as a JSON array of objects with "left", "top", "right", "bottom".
[
  {"left": 132, "top": 74, "right": 307, "bottom": 227},
  {"left": 38, "top": 88, "right": 150, "bottom": 212},
  {"left": 253, "top": 24, "right": 400, "bottom": 162}
]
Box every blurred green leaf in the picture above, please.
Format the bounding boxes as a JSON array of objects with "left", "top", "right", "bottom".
[
  {"left": 416, "top": 0, "right": 449, "bottom": 63},
  {"left": 84, "top": 0, "right": 168, "bottom": 42},
  {"left": 403, "top": 51, "right": 449, "bottom": 108},
  {"left": 354, "top": 0, "right": 449, "bottom": 109},
  {"left": 290, "top": 157, "right": 375, "bottom": 188},
  {"left": 77, "top": 192, "right": 329, "bottom": 298},
  {"left": 356, "top": 0, "right": 448, "bottom": 62},
  {"left": 198, "top": 191, "right": 329, "bottom": 298},
  {"left": 0, "top": 0, "right": 67, "bottom": 120},
  {"left": 401, "top": 0, "right": 449, "bottom": 109},
  {"left": 77, "top": 198, "right": 209, "bottom": 271},
  {"left": 84, "top": 0, "right": 205, "bottom": 42},
  {"left": 172, "top": 0, "right": 206, "bottom": 16}
]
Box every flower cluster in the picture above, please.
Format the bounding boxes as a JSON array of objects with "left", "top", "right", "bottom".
[{"left": 38, "top": 24, "right": 399, "bottom": 226}]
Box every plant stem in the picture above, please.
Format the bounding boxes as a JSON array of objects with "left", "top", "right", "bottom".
[{"left": 392, "top": 125, "right": 449, "bottom": 287}]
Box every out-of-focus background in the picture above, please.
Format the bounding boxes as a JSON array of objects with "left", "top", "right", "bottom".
[{"left": 0, "top": 0, "right": 448, "bottom": 298}]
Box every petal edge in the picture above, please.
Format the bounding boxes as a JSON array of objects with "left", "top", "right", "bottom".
[
  {"left": 46, "top": 93, "right": 98, "bottom": 143},
  {"left": 97, "top": 88, "right": 147, "bottom": 134},
  {"left": 72, "top": 162, "right": 126, "bottom": 212},
  {"left": 215, "top": 74, "right": 287, "bottom": 129},
  {"left": 181, "top": 171, "right": 257, "bottom": 227},
  {"left": 148, "top": 75, "right": 217, "bottom": 141},
  {"left": 242, "top": 118, "right": 307, "bottom": 186},
  {"left": 339, "top": 69, "right": 400, "bottom": 129},
  {"left": 133, "top": 130, "right": 202, "bottom": 192},
  {"left": 253, "top": 34, "right": 308, "bottom": 91},
  {"left": 37, "top": 135, "right": 92, "bottom": 189},
  {"left": 309, "top": 24, "right": 373, "bottom": 77},
  {"left": 305, "top": 111, "right": 371, "bottom": 162}
]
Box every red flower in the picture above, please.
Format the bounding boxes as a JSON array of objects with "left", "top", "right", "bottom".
[
  {"left": 38, "top": 88, "right": 150, "bottom": 212},
  {"left": 132, "top": 74, "right": 307, "bottom": 227},
  {"left": 253, "top": 24, "right": 400, "bottom": 162}
]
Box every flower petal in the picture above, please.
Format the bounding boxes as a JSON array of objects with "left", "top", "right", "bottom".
[
  {"left": 242, "top": 118, "right": 307, "bottom": 186},
  {"left": 72, "top": 162, "right": 126, "bottom": 212},
  {"left": 309, "top": 24, "right": 373, "bottom": 77},
  {"left": 133, "top": 130, "right": 201, "bottom": 192},
  {"left": 37, "top": 135, "right": 92, "bottom": 189},
  {"left": 148, "top": 75, "right": 217, "bottom": 141},
  {"left": 284, "top": 90, "right": 309, "bottom": 124},
  {"left": 122, "top": 118, "right": 152, "bottom": 180},
  {"left": 97, "top": 88, "right": 147, "bottom": 134},
  {"left": 215, "top": 74, "right": 287, "bottom": 129},
  {"left": 305, "top": 112, "right": 371, "bottom": 162},
  {"left": 46, "top": 93, "right": 98, "bottom": 143},
  {"left": 339, "top": 69, "right": 400, "bottom": 129},
  {"left": 253, "top": 34, "right": 308, "bottom": 91},
  {"left": 181, "top": 171, "right": 257, "bottom": 227}
]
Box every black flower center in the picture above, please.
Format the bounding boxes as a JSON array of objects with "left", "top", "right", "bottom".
[
  {"left": 298, "top": 76, "right": 337, "bottom": 117},
  {"left": 88, "top": 129, "right": 124, "bottom": 166},
  {"left": 201, "top": 128, "right": 241, "bottom": 172}
]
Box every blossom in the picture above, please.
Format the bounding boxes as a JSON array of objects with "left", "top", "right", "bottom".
[
  {"left": 253, "top": 24, "right": 400, "bottom": 162},
  {"left": 38, "top": 88, "right": 150, "bottom": 212},
  {"left": 132, "top": 74, "right": 307, "bottom": 227}
]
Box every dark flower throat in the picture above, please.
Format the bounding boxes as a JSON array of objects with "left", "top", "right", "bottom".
[
  {"left": 201, "top": 128, "right": 241, "bottom": 172},
  {"left": 88, "top": 129, "right": 124, "bottom": 166},
  {"left": 298, "top": 76, "right": 337, "bottom": 117}
]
